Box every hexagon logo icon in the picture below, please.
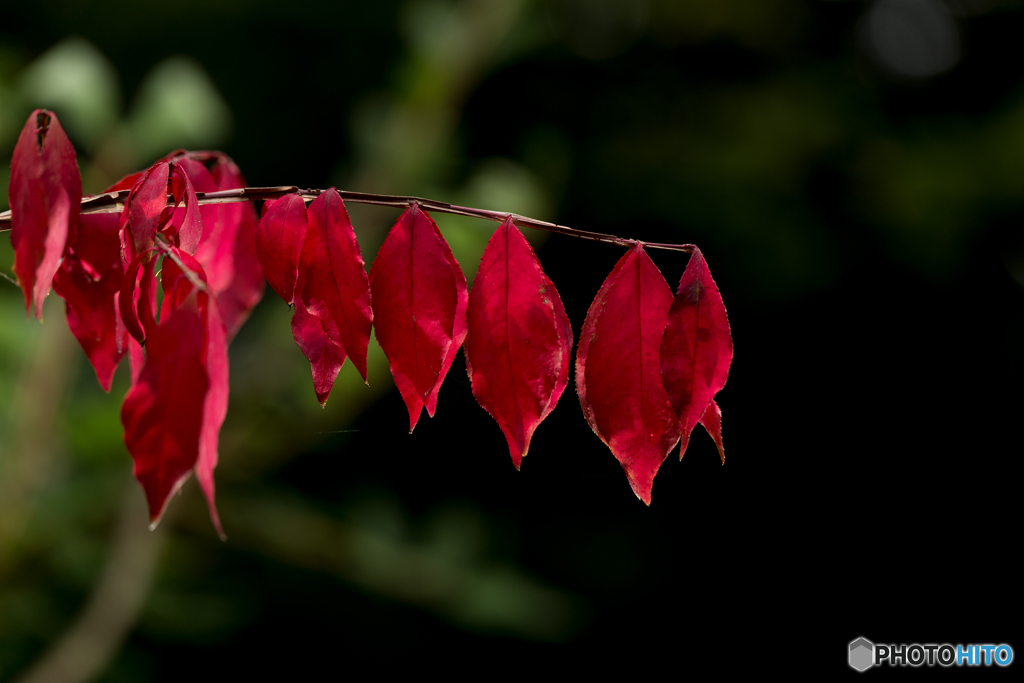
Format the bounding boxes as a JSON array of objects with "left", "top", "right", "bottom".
[{"left": 849, "top": 637, "right": 874, "bottom": 672}]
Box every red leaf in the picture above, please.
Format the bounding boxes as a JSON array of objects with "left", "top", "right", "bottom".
[
  {"left": 8, "top": 110, "right": 81, "bottom": 319},
  {"left": 464, "top": 218, "right": 572, "bottom": 469},
  {"left": 391, "top": 371, "right": 427, "bottom": 433},
  {"left": 121, "top": 295, "right": 209, "bottom": 527},
  {"left": 119, "top": 252, "right": 158, "bottom": 344},
  {"left": 291, "top": 303, "right": 347, "bottom": 405},
  {"left": 163, "top": 253, "right": 231, "bottom": 540},
  {"left": 196, "top": 292, "right": 229, "bottom": 540},
  {"left": 167, "top": 163, "right": 203, "bottom": 253},
  {"left": 125, "top": 249, "right": 228, "bottom": 535},
  {"left": 51, "top": 213, "right": 127, "bottom": 391},
  {"left": 119, "top": 253, "right": 145, "bottom": 343},
  {"left": 256, "top": 194, "right": 307, "bottom": 305},
  {"left": 159, "top": 248, "right": 208, "bottom": 317},
  {"left": 205, "top": 156, "right": 265, "bottom": 338},
  {"left": 128, "top": 334, "right": 145, "bottom": 386},
  {"left": 175, "top": 156, "right": 265, "bottom": 338},
  {"left": 120, "top": 162, "right": 170, "bottom": 262},
  {"left": 660, "top": 247, "right": 733, "bottom": 459},
  {"left": 369, "top": 205, "right": 466, "bottom": 430},
  {"left": 171, "top": 250, "right": 230, "bottom": 538},
  {"left": 424, "top": 222, "right": 468, "bottom": 421},
  {"left": 575, "top": 243, "right": 679, "bottom": 505},
  {"left": 296, "top": 189, "right": 373, "bottom": 382},
  {"left": 699, "top": 399, "right": 725, "bottom": 464}
]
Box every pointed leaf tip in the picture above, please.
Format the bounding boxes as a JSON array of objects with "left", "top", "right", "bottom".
[
  {"left": 291, "top": 304, "right": 347, "bottom": 406},
  {"left": 699, "top": 399, "right": 725, "bottom": 464},
  {"left": 576, "top": 243, "right": 679, "bottom": 503},
  {"left": 465, "top": 218, "right": 571, "bottom": 468},
  {"left": 393, "top": 369, "right": 426, "bottom": 433}
]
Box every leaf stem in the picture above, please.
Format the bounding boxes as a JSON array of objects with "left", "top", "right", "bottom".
[
  {"left": 0, "top": 187, "right": 695, "bottom": 253},
  {"left": 153, "top": 235, "right": 209, "bottom": 294}
]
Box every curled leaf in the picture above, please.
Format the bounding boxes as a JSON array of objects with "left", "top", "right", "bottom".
[
  {"left": 167, "top": 162, "right": 203, "bottom": 253},
  {"left": 119, "top": 252, "right": 157, "bottom": 344},
  {"left": 9, "top": 109, "right": 81, "bottom": 319},
  {"left": 120, "top": 161, "right": 170, "bottom": 262}
]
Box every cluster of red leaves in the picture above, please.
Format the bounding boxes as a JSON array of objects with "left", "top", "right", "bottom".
[
  {"left": 8, "top": 110, "right": 733, "bottom": 534},
  {"left": 10, "top": 111, "right": 261, "bottom": 537}
]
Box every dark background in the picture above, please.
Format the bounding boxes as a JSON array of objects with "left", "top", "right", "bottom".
[{"left": 0, "top": 0, "right": 1019, "bottom": 678}]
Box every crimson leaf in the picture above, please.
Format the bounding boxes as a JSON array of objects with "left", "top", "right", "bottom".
[
  {"left": 576, "top": 243, "right": 680, "bottom": 504},
  {"left": 660, "top": 247, "right": 733, "bottom": 462},
  {"left": 369, "top": 205, "right": 467, "bottom": 431},
  {"left": 8, "top": 109, "right": 80, "bottom": 319},
  {"left": 464, "top": 218, "right": 572, "bottom": 469}
]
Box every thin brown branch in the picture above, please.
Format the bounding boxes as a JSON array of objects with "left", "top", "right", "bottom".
[{"left": 0, "top": 188, "right": 696, "bottom": 253}]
